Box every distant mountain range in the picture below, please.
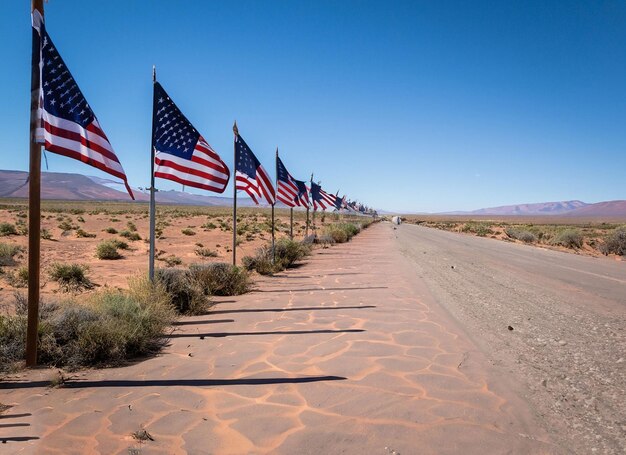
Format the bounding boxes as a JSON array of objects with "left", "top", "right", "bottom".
[
  {"left": 0, "top": 170, "right": 623, "bottom": 217},
  {"left": 441, "top": 200, "right": 626, "bottom": 217},
  {"left": 0, "top": 169, "right": 263, "bottom": 208}
]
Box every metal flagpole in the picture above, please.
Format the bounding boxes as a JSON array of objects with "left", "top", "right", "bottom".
[
  {"left": 272, "top": 148, "right": 278, "bottom": 263},
  {"left": 26, "top": 0, "right": 44, "bottom": 367},
  {"left": 232, "top": 122, "right": 238, "bottom": 266},
  {"left": 290, "top": 208, "right": 293, "bottom": 240},
  {"left": 148, "top": 66, "right": 157, "bottom": 281},
  {"left": 310, "top": 173, "right": 315, "bottom": 236}
]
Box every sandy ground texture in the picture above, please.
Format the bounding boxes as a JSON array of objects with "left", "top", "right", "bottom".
[
  {"left": 0, "top": 223, "right": 561, "bottom": 454},
  {"left": 395, "top": 223, "right": 625, "bottom": 455},
  {"left": 0, "top": 206, "right": 323, "bottom": 303}
]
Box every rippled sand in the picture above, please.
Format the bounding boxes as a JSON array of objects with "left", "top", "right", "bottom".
[{"left": 0, "top": 224, "right": 560, "bottom": 454}]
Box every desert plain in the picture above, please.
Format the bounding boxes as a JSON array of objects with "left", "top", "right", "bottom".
[{"left": 0, "top": 201, "right": 624, "bottom": 454}]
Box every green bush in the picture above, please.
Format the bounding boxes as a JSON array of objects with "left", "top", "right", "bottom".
[
  {"left": 75, "top": 228, "right": 96, "bottom": 238},
  {"left": 104, "top": 227, "right": 118, "bottom": 234},
  {"left": 41, "top": 229, "right": 53, "bottom": 240},
  {"left": 552, "top": 229, "right": 583, "bottom": 249},
  {"left": 109, "top": 239, "right": 129, "bottom": 250},
  {"left": 57, "top": 221, "right": 73, "bottom": 231},
  {"left": 126, "top": 221, "right": 138, "bottom": 232},
  {"left": 600, "top": 227, "right": 626, "bottom": 256},
  {"left": 119, "top": 230, "right": 141, "bottom": 241},
  {"left": 0, "top": 243, "right": 22, "bottom": 266},
  {"left": 48, "top": 263, "right": 92, "bottom": 292},
  {"left": 0, "top": 223, "right": 18, "bottom": 236},
  {"left": 95, "top": 240, "right": 122, "bottom": 260},
  {"left": 181, "top": 228, "right": 196, "bottom": 236},
  {"left": 322, "top": 223, "right": 361, "bottom": 243},
  {"left": 0, "top": 276, "right": 175, "bottom": 371},
  {"left": 242, "top": 239, "right": 311, "bottom": 275},
  {"left": 190, "top": 262, "right": 251, "bottom": 296}
]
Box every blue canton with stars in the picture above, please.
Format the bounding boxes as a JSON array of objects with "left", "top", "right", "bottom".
[
  {"left": 276, "top": 156, "right": 291, "bottom": 183},
  {"left": 153, "top": 82, "right": 200, "bottom": 159},
  {"left": 235, "top": 135, "right": 261, "bottom": 178},
  {"left": 41, "top": 26, "right": 94, "bottom": 127}
]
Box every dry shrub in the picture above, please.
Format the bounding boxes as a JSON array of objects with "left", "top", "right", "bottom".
[
  {"left": 155, "top": 268, "right": 207, "bottom": 315},
  {"left": 190, "top": 263, "right": 251, "bottom": 296},
  {"left": 551, "top": 229, "right": 583, "bottom": 249},
  {"left": 242, "top": 239, "right": 311, "bottom": 275},
  {"left": 0, "top": 277, "right": 175, "bottom": 372},
  {"left": 322, "top": 223, "right": 361, "bottom": 243},
  {"left": 0, "top": 243, "right": 22, "bottom": 266},
  {"left": 48, "top": 263, "right": 92, "bottom": 292},
  {"left": 505, "top": 228, "right": 537, "bottom": 243},
  {"left": 600, "top": 227, "right": 626, "bottom": 256},
  {"left": 0, "top": 223, "right": 18, "bottom": 236}
]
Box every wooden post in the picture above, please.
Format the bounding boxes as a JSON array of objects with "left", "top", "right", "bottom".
[
  {"left": 26, "top": 0, "right": 44, "bottom": 367},
  {"left": 232, "top": 122, "right": 238, "bottom": 266},
  {"left": 148, "top": 66, "right": 157, "bottom": 281}
]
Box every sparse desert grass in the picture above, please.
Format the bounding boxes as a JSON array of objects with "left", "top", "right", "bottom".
[
  {"left": 126, "top": 221, "right": 138, "bottom": 232},
  {"left": 195, "top": 247, "right": 218, "bottom": 258},
  {"left": 104, "top": 227, "right": 118, "bottom": 234},
  {"left": 163, "top": 255, "right": 182, "bottom": 267},
  {"left": 505, "top": 227, "right": 537, "bottom": 243},
  {"left": 181, "top": 228, "right": 196, "bottom": 236},
  {"left": 96, "top": 240, "right": 123, "bottom": 260},
  {"left": 6, "top": 266, "right": 29, "bottom": 288},
  {"left": 0, "top": 276, "right": 175, "bottom": 371},
  {"left": 41, "top": 228, "right": 53, "bottom": 240},
  {"left": 405, "top": 216, "right": 626, "bottom": 257},
  {"left": 48, "top": 263, "right": 92, "bottom": 292},
  {"left": 0, "top": 243, "right": 22, "bottom": 266},
  {"left": 75, "top": 228, "right": 96, "bottom": 238},
  {"left": 0, "top": 222, "right": 18, "bottom": 236},
  {"left": 120, "top": 230, "right": 141, "bottom": 241}
]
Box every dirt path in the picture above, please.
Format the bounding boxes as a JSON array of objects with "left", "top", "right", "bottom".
[
  {"left": 1, "top": 223, "right": 558, "bottom": 454},
  {"left": 396, "top": 223, "right": 626, "bottom": 455}
]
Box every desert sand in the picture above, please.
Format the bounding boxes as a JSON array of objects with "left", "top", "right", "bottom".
[{"left": 0, "top": 223, "right": 560, "bottom": 454}]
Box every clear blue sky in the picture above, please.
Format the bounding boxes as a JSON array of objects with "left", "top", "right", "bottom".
[{"left": 1, "top": 0, "right": 624, "bottom": 212}]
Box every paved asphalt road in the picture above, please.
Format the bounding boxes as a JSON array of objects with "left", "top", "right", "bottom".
[{"left": 394, "top": 223, "right": 625, "bottom": 454}]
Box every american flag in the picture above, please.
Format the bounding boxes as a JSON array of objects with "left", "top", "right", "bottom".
[
  {"left": 294, "top": 179, "right": 310, "bottom": 207},
  {"left": 153, "top": 82, "right": 230, "bottom": 193},
  {"left": 32, "top": 12, "right": 134, "bottom": 199},
  {"left": 310, "top": 181, "right": 335, "bottom": 211},
  {"left": 235, "top": 132, "right": 275, "bottom": 204},
  {"left": 276, "top": 156, "right": 299, "bottom": 207},
  {"left": 333, "top": 194, "right": 347, "bottom": 211}
]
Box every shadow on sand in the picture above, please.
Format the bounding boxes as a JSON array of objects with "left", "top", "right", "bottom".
[
  {"left": 209, "top": 305, "right": 376, "bottom": 315},
  {"left": 0, "top": 376, "right": 347, "bottom": 390},
  {"left": 168, "top": 329, "right": 365, "bottom": 339}
]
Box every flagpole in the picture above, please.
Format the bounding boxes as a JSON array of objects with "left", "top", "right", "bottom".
[
  {"left": 26, "top": 0, "right": 44, "bottom": 367},
  {"left": 148, "top": 66, "right": 157, "bottom": 281},
  {"left": 232, "top": 122, "right": 238, "bottom": 266},
  {"left": 272, "top": 148, "right": 278, "bottom": 263},
  {"left": 310, "top": 173, "right": 315, "bottom": 237},
  {"left": 290, "top": 208, "right": 293, "bottom": 240}
]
